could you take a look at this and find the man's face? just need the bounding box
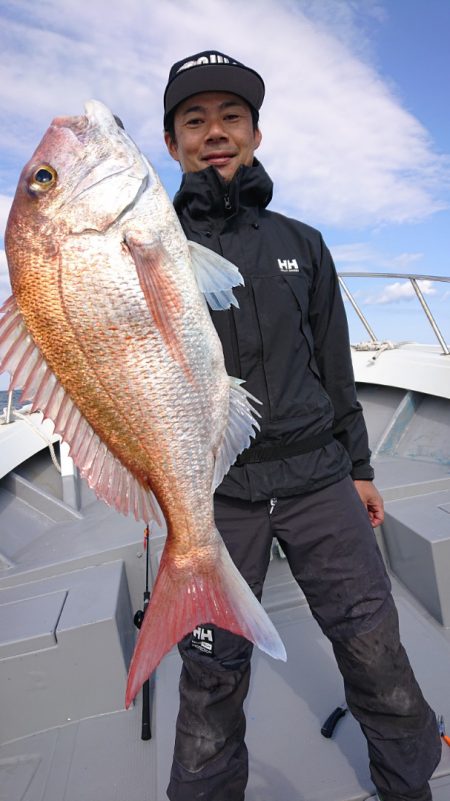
[165,91,262,182]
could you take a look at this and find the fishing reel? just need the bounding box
[134,588,150,630]
[133,608,145,630]
[134,525,151,632]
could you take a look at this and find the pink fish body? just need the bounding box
[0,101,286,706]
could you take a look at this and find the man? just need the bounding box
[162,51,441,801]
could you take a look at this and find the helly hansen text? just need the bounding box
[278,259,299,272]
[191,626,215,654]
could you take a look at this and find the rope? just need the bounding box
[9,408,62,473]
[351,340,410,362]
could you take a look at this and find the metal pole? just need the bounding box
[410,278,450,355]
[6,390,14,424]
[338,272,450,354]
[338,277,378,342]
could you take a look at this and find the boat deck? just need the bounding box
[1,557,450,801]
[1,354,450,800]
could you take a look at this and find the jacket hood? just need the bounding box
[173,159,273,223]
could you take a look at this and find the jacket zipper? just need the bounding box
[250,284,272,419]
[224,192,232,211]
[229,308,242,377]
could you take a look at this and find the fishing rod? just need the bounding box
[133,523,152,740]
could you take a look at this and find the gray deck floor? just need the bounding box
[1,380,450,800]
[2,563,450,801]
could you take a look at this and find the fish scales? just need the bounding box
[1,100,286,705]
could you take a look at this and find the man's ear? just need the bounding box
[164,131,179,162]
[254,127,262,151]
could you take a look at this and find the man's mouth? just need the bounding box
[202,152,237,166]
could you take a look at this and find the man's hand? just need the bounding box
[354,480,384,527]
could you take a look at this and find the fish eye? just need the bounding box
[29,165,57,192]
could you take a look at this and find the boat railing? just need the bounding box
[1,273,449,425]
[338,272,450,356]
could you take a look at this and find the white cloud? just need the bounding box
[364,279,437,305]
[0,0,448,229]
[0,195,12,235]
[296,0,387,55]
[0,197,12,308]
[0,249,11,308]
[331,243,379,266]
[331,241,424,272]
[389,252,424,270]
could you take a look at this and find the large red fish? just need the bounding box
[0,100,286,706]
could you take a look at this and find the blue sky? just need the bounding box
[1,0,449,390]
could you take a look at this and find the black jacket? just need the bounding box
[174,161,374,501]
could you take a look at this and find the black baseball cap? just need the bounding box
[163,50,265,127]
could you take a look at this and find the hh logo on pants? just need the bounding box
[191,626,215,656]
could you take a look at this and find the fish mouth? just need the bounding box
[52,101,126,141]
[54,100,150,216]
[84,99,120,130]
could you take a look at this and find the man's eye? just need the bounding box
[186,118,203,127]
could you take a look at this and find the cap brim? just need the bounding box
[164,63,265,123]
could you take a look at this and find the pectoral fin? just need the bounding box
[126,235,192,380]
[188,240,244,310]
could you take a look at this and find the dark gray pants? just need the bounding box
[167,477,441,801]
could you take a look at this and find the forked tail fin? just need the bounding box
[125,531,286,707]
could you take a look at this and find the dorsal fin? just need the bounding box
[0,297,163,524]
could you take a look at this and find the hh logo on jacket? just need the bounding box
[278,258,299,272]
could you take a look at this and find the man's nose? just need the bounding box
[205,118,228,140]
